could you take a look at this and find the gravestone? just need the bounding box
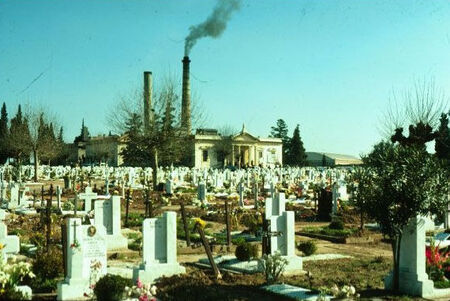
[265,194,302,272]
[94,195,128,250]
[165,179,173,195]
[0,209,20,258]
[8,183,20,209]
[57,218,107,300]
[79,186,98,212]
[238,180,244,207]
[317,189,332,221]
[198,182,206,204]
[384,216,434,297]
[331,183,339,215]
[133,212,185,283]
[265,192,286,220]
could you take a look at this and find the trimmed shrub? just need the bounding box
[94,274,132,301]
[329,219,345,230]
[235,242,258,261]
[297,240,317,256]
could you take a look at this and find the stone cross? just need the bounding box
[0,209,20,257]
[79,186,98,212]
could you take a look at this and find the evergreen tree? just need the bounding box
[9,105,32,164]
[121,113,148,167]
[435,112,450,162]
[0,102,9,163]
[270,119,290,164]
[286,124,307,166]
[159,90,179,166]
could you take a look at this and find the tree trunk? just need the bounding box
[360,210,364,230]
[152,147,158,191]
[391,232,402,291]
[33,150,38,183]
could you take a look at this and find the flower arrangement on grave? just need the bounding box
[124,278,157,301]
[89,260,103,286]
[227,194,239,203]
[330,284,359,298]
[192,217,206,229]
[0,249,35,300]
[70,239,81,251]
[426,240,450,281]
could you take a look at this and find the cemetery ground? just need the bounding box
[3,178,437,301]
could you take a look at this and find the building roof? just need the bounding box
[306,152,363,165]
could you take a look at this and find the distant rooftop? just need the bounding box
[196,128,219,136]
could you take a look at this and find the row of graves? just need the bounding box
[0,164,449,299]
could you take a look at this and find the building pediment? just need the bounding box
[232,132,259,143]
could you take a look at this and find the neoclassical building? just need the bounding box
[193,126,283,169]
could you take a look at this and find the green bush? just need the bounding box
[27,247,63,293]
[93,274,132,301]
[128,237,142,251]
[235,242,258,261]
[297,241,317,256]
[328,219,345,230]
[125,213,145,228]
[240,213,263,235]
[33,247,64,279]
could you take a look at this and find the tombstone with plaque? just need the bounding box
[57,218,107,300]
[94,195,128,250]
[133,212,185,284]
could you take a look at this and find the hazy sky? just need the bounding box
[1,0,450,156]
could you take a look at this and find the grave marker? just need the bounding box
[133,212,185,283]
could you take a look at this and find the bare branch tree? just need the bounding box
[380,79,449,141]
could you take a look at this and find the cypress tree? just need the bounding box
[9,105,32,164]
[121,113,146,167]
[0,102,9,163]
[270,119,290,164]
[287,124,307,166]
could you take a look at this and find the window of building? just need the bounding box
[202,150,208,162]
[259,151,263,158]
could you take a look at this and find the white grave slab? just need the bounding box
[133,212,185,284]
[57,218,107,300]
[94,196,128,251]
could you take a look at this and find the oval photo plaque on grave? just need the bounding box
[87,225,97,237]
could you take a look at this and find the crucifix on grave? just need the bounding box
[261,219,282,255]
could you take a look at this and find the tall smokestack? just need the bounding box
[181,56,191,134]
[143,71,153,131]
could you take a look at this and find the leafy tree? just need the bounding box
[286,124,306,166]
[346,167,374,230]
[435,112,450,162]
[361,141,448,291]
[270,119,290,163]
[0,102,9,163]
